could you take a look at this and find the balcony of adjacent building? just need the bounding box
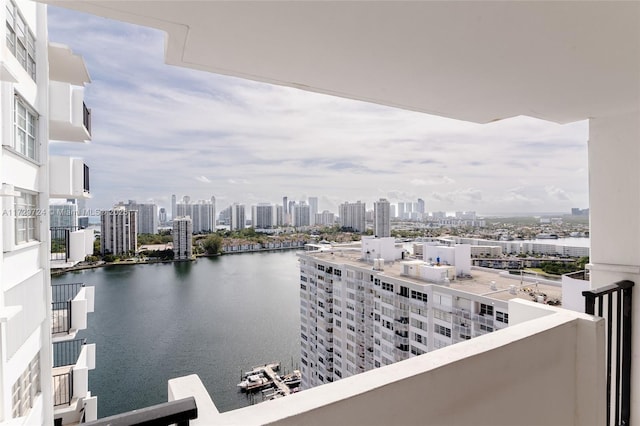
[52,282,95,342]
[48,43,91,143]
[51,226,94,269]
[50,156,91,200]
[53,338,98,425]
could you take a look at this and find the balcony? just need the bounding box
[48,43,91,142]
[51,227,94,266]
[155,299,604,425]
[53,338,98,425]
[50,156,91,199]
[51,282,95,341]
[49,81,92,142]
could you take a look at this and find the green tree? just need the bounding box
[202,234,223,255]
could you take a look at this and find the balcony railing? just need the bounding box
[84,397,197,426]
[583,280,634,426]
[53,338,86,368]
[83,163,90,193]
[53,371,73,406]
[51,226,79,261]
[51,282,85,335]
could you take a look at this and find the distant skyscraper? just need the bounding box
[172,217,193,260]
[159,208,167,224]
[50,202,78,229]
[231,203,246,230]
[253,203,275,228]
[283,196,288,215]
[115,200,158,234]
[339,201,366,232]
[174,196,216,233]
[171,194,177,219]
[417,198,425,215]
[315,210,335,227]
[390,204,396,219]
[308,197,318,226]
[101,208,137,255]
[374,198,391,238]
[293,202,311,227]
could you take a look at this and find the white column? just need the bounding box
[588,109,640,422]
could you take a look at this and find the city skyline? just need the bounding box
[48,7,589,216]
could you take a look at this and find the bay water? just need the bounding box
[52,250,301,418]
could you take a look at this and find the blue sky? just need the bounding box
[47,6,589,216]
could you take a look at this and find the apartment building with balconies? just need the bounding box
[298,239,522,388]
[1,0,97,424]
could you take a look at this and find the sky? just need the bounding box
[47,6,589,217]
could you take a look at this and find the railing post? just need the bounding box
[621,283,633,425]
[583,289,596,315]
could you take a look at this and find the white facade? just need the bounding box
[230,203,245,231]
[0,1,96,424]
[308,197,318,226]
[423,243,472,277]
[299,245,509,389]
[172,217,193,260]
[338,201,365,233]
[175,196,215,233]
[115,200,158,235]
[373,198,390,238]
[100,208,137,255]
[293,202,310,228]
[315,210,335,227]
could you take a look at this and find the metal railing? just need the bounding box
[51,227,80,261]
[53,338,86,368]
[51,283,85,334]
[84,397,197,426]
[583,280,634,426]
[53,371,73,406]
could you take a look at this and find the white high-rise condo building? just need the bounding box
[308,196,318,226]
[1,2,97,423]
[293,201,310,228]
[172,217,193,260]
[115,200,158,235]
[338,201,366,233]
[6,2,639,425]
[373,198,391,238]
[298,238,526,389]
[101,208,138,256]
[230,203,246,230]
[175,196,216,233]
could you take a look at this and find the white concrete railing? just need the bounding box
[169,299,605,426]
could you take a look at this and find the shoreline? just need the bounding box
[51,245,305,276]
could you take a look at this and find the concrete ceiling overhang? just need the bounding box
[44,1,640,124]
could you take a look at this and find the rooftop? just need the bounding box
[302,248,562,303]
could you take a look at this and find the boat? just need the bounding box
[282,370,302,387]
[237,373,269,391]
[536,233,558,239]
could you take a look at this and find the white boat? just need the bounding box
[237,374,269,391]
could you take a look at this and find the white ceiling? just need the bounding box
[45,1,640,124]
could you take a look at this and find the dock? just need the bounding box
[237,362,301,402]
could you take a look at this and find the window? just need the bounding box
[434,324,451,338]
[496,311,509,324]
[13,96,38,161]
[479,324,494,332]
[317,264,325,271]
[480,303,494,316]
[381,282,393,292]
[5,1,35,80]
[14,190,39,244]
[411,290,428,302]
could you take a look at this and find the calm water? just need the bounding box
[52,251,301,418]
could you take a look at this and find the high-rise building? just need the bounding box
[50,202,78,228]
[171,194,177,220]
[231,203,246,230]
[308,196,318,225]
[252,203,275,229]
[374,198,391,238]
[174,196,216,233]
[115,200,158,234]
[159,207,167,224]
[338,201,366,232]
[101,208,138,255]
[172,217,193,260]
[293,201,311,227]
[283,196,288,215]
[298,238,510,389]
[315,210,335,227]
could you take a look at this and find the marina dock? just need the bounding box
[237,362,301,402]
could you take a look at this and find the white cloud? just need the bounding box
[47,7,590,216]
